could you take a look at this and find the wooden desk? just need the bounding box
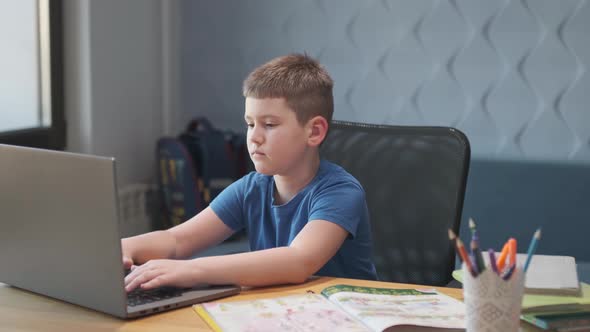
[0,278,540,331]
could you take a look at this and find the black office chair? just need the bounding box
[320,121,470,286]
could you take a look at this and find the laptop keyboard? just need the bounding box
[127,287,185,307]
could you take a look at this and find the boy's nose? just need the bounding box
[248,126,264,144]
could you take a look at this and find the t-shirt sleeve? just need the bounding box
[209,176,248,231]
[308,179,368,238]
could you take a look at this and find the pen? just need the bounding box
[448,229,476,277]
[488,248,499,275]
[506,238,517,274]
[501,264,516,281]
[523,228,542,272]
[469,219,486,273]
[496,241,510,271]
[469,252,479,275]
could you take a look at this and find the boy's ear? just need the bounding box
[307,116,329,147]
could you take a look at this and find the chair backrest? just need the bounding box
[320,121,470,286]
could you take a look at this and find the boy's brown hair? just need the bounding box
[243,53,334,125]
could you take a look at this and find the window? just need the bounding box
[0,0,65,150]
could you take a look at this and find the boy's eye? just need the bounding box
[265,123,276,128]
[246,123,254,128]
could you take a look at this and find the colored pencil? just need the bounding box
[523,228,542,272]
[448,229,476,277]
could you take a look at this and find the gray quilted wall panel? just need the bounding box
[180,0,590,161]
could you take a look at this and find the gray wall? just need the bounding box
[64,0,171,187]
[181,0,590,162]
[63,0,590,187]
[60,0,590,241]
[63,0,181,235]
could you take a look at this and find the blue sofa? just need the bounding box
[459,158,590,264]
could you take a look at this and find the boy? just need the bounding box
[123,54,377,292]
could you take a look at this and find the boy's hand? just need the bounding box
[122,255,134,270]
[121,238,135,270]
[124,259,199,292]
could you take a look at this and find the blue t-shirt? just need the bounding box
[210,159,377,280]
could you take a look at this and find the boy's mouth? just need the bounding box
[252,150,266,157]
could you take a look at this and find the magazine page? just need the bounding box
[321,285,466,331]
[197,293,371,332]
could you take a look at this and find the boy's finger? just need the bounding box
[125,273,143,292]
[125,269,158,292]
[122,256,133,269]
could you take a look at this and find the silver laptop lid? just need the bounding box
[0,144,128,318]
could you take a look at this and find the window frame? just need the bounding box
[0,0,65,150]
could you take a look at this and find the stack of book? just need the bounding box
[454,254,590,331]
[521,282,590,331]
[517,254,590,331]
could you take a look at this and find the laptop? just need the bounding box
[0,144,240,318]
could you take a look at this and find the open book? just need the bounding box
[194,284,466,332]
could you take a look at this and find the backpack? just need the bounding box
[156,117,251,228]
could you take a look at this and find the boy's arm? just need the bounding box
[125,219,348,290]
[168,207,236,258]
[194,219,349,286]
[122,207,235,267]
[122,230,177,267]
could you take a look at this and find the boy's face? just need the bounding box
[244,97,310,176]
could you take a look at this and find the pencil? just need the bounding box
[523,228,542,272]
[448,229,476,277]
[468,217,476,236]
[469,219,486,273]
